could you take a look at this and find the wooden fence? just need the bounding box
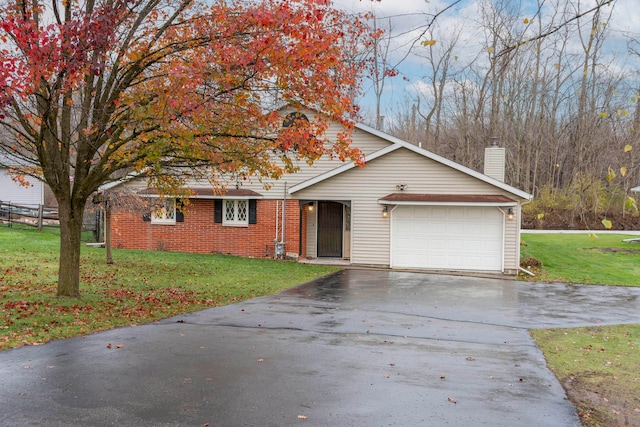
[0,202,59,231]
[0,202,102,241]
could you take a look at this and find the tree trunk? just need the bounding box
[57,201,86,297]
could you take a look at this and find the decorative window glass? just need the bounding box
[282,112,309,127]
[223,199,248,226]
[151,199,176,224]
[345,205,351,231]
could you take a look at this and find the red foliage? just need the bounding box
[0,0,377,296]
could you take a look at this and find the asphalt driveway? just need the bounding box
[3,269,640,426]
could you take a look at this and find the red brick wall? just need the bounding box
[110,199,301,258]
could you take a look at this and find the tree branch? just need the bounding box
[496,0,615,58]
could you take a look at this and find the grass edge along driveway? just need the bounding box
[0,226,338,350]
[522,232,640,427]
[3,227,640,426]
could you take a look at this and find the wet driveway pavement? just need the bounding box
[3,269,640,426]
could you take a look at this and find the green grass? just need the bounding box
[520,233,640,286]
[521,232,640,426]
[4,227,640,425]
[0,226,338,350]
[531,325,640,425]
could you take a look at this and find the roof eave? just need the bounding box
[378,200,518,207]
[291,122,532,201]
[288,144,401,194]
[355,123,532,201]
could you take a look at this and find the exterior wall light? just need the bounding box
[382,205,389,218]
[308,202,314,212]
[507,208,515,220]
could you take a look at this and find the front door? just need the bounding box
[317,202,343,257]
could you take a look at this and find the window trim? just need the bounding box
[151,198,177,225]
[222,199,249,227]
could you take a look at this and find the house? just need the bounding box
[107,116,532,275]
[0,155,44,207]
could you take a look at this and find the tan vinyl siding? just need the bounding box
[503,205,526,273]
[107,176,149,193]
[504,209,519,272]
[484,147,505,182]
[110,119,391,198]
[306,209,318,258]
[293,148,520,267]
[216,122,391,198]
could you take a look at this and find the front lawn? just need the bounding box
[520,232,640,286]
[0,226,337,350]
[4,227,640,425]
[521,232,640,426]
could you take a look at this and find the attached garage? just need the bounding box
[291,139,531,275]
[391,205,503,271]
[383,194,517,272]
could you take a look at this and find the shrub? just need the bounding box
[520,256,542,269]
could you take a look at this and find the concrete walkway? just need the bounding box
[2,270,640,426]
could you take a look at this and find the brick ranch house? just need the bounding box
[105,114,532,275]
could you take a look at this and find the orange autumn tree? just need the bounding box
[0,0,374,297]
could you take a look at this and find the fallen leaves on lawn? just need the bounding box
[2,283,211,350]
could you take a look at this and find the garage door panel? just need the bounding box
[447,209,467,220]
[392,206,503,271]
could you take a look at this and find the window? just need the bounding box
[282,112,309,127]
[223,199,248,226]
[151,199,176,224]
[214,199,257,225]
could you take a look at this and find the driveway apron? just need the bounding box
[2,269,640,427]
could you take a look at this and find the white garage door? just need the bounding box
[391,206,503,271]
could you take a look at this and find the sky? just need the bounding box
[332,0,640,120]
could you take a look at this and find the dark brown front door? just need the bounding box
[317,202,343,257]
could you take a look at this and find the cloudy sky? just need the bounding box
[332,0,640,119]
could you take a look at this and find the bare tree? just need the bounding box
[413,24,461,153]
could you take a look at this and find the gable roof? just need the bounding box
[288,123,532,201]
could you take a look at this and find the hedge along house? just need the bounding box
[106,116,532,275]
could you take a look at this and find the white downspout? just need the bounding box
[274,200,279,259]
[496,207,507,273]
[282,182,287,245]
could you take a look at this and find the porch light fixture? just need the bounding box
[308,202,314,212]
[507,208,515,220]
[382,205,389,218]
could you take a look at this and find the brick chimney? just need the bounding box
[484,137,505,182]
